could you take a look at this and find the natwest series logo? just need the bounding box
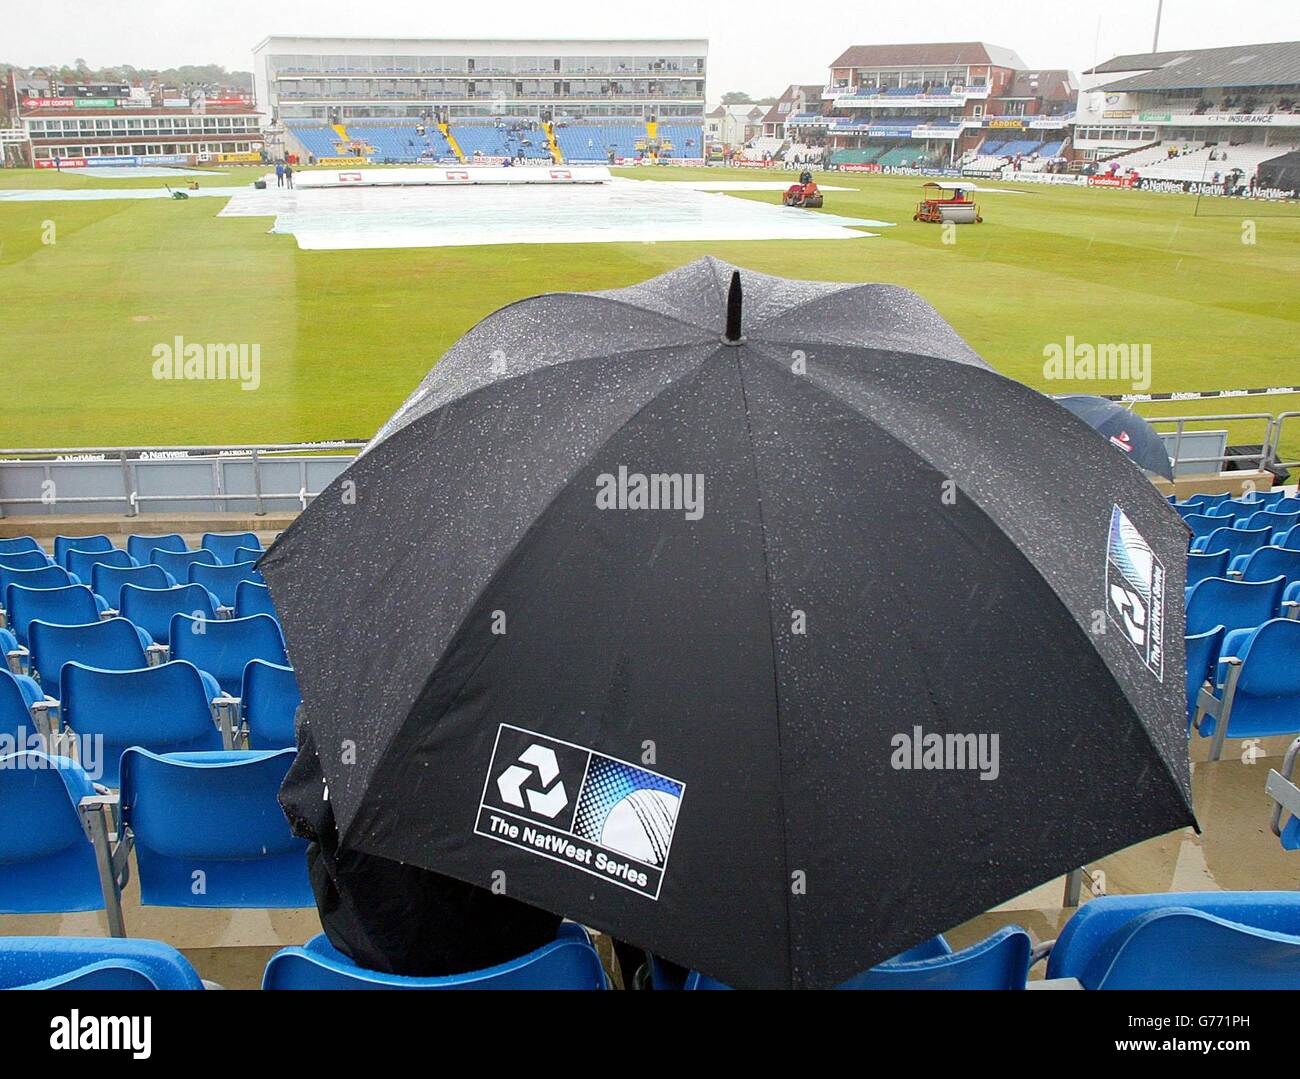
[1105,505,1165,681]
[476,725,685,899]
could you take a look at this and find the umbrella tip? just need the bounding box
[722,270,744,345]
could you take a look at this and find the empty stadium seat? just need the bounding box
[1186,550,1230,591]
[1191,525,1271,560]
[1182,513,1232,544]
[1185,575,1286,636]
[1244,510,1300,543]
[92,562,175,611]
[0,750,124,928]
[234,545,263,564]
[1194,618,1300,759]
[189,560,264,610]
[234,580,277,620]
[0,536,43,556]
[1045,892,1300,988]
[242,660,300,750]
[681,927,1032,989]
[0,549,54,571]
[1185,625,1226,725]
[151,547,219,578]
[119,748,312,908]
[262,923,608,989]
[0,936,205,990]
[0,667,53,740]
[53,534,113,568]
[126,533,188,565]
[28,617,152,700]
[201,532,262,565]
[65,546,134,583]
[60,661,223,786]
[1227,544,1300,584]
[0,565,77,625]
[120,583,219,648]
[3,584,107,649]
[169,613,287,696]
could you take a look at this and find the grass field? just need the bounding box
[1,164,1297,462]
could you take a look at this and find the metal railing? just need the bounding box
[0,441,364,519]
[1135,411,1278,473]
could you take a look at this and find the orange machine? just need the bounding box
[782,170,824,208]
[913,181,982,223]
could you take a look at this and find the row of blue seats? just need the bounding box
[7,889,1300,989]
[0,530,265,567]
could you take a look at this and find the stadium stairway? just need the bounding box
[543,122,563,163]
[439,122,465,163]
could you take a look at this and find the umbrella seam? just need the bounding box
[730,344,799,990]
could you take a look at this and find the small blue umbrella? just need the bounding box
[1054,395,1174,480]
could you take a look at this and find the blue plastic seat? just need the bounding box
[0,536,43,556]
[1182,513,1230,544]
[65,546,135,583]
[0,936,205,989]
[242,660,300,749]
[3,584,107,648]
[28,618,152,701]
[120,583,219,647]
[1194,619,1300,758]
[170,613,287,696]
[201,532,262,565]
[91,562,175,611]
[61,662,223,786]
[126,533,187,565]
[53,534,114,568]
[263,923,608,989]
[234,580,278,620]
[1177,493,1228,511]
[151,547,219,577]
[119,748,312,908]
[0,667,53,740]
[1274,496,1300,515]
[0,562,76,603]
[1184,625,1225,725]
[1285,581,1300,619]
[189,560,264,609]
[0,751,111,915]
[0,549,53,571]
[1227,544,1300,584]
[1281,524,1300,551]
[1191,525,1271,560]
[1046,892,1300,988]
[1186,550,1229,591]
[1243,510,1300,544]
[1185,575,1286,636]
[234,545,264,565]
[682,927,1032,989]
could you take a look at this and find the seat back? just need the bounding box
[234,580,277,620]
[201,532,262,565]
[189,560,263,607]
[1224,619,1300,738]
[60,661,222,786]
[151,548,219,577]
[3,584,102,646]
[0,937,204,990]
[0,536,42,556]
[234,546,263,565]
[65,547,133,583]
[1245,510,1300,540]
[28,618,148,697]
[170,613,287,696]
[1198,525,1271,561]
[262,924,607,989]
[0,669,42,741]
[54,534,113,567]
[1186,550,1229,590]
[120,583,217,646]
[0,549,52,571]
[0,751,104,914]
[1185,575,1286,635]
[1185,625,1225,723]
[92,563,173,611]
[126,533,187,564]
[0,563,74,601]
[1047,891,1300,988]
[120,748,311,908]
[242,660,300,749]
[1182,513,1227,540]
[1239,545,1300,585]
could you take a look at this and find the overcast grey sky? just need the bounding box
[6,0,1298,95]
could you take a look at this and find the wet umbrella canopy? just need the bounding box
[1053,395,1175,480]
[262,257,1194,989]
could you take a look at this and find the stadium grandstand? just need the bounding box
[256,37,706,165]
[811,43,1074,169]
[2,69,262,167]
[1073,40,1300,186]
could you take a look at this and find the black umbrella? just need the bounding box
[1054,394,1174,480]
[262,258,1193,989]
